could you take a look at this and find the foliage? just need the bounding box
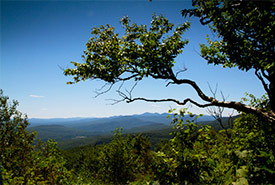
[97,128,134,184]
[59,95,274,184]
[182,0,275,112]
[1,89,36,184]
[0,90,74,184]
[182,0,274,72]
[64,14,190,84]
[153,104,275,184]
[153,109,232,184]
[63,128,156,184]
[1,89,274,184]
[3,1,275,184]
[64,1,275,122]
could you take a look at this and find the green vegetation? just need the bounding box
[1,90,274,184]
[57,118,234,150]
[183,0,275,114]
[27,124,95,142]
[0,90,74,184]
[27,116,234,150]
[64,0,275,122]
[2,0,275,184]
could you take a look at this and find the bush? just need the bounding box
[0,90,74,184]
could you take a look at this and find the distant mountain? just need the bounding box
[27,112,216,144]
[28,112,214,127]
[27,125,95,141]
[132,112,214,124]
[57,116,239,150]
[28,117,98,127]
[127,123,170,133]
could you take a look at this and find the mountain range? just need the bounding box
[28,112,214,127]
[27,112,216,144]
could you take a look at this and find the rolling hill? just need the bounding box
[27,112,219,148]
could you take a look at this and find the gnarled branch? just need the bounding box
[118,74,275,122]
[171,77,275,122]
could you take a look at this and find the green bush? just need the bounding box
[0,90,74,184]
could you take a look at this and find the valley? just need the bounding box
[27,113,236,149]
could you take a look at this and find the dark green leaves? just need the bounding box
[183,0,275,75]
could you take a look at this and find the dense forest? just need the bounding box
[1,0,275,184]
[1,90,275,184]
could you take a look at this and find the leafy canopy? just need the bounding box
[64,14,190,84]
[182,0,275,114]
[182,0,275,73]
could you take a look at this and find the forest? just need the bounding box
[1,0,275,184]
[1,90,274,184]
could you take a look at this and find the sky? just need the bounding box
[1,0,265,118]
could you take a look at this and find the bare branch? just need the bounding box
[94,65,275,123]
[175,67,187,78]
[94,83,114,98]
[166,81,174,87]
[118,81,125,92]
[207,82,218,97]
[107,82,138,105]
[167,76,275,122]
[106,89,128,105]
[126,96,213,108]
[125,82,138,99]
[206,85,229,137]
[106,97,125,105]
[227,109,235,129]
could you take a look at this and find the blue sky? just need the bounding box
[1,1,264,118]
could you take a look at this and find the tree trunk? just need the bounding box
[269,75,275,113]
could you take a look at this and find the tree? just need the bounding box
[97,128,134,184]
[0,90,73,184]
[64,2,275,122]
[0,89,36,183]
[182,0,275,119]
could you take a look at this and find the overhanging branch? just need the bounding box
[119,73,275,122]
[171,77,275,122]
[124,95,275,123]
[125,97,213,108]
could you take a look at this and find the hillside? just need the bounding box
[27,113,239,149]
[27,125,96,142]
[27,113,215,143]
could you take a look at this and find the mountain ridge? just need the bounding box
[28,112,214,127]
[27,112,216,143]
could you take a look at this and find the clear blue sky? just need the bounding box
[1,0,264,118]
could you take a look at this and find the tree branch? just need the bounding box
[94,83,114,98]
[255,70,271,96]
[206,85,229,137]
[122,72,275,122]
[117,74,139,81]
[261,69,270,81]
[125,95,275,123]
[125,96,213,108]
[171,77,275,122]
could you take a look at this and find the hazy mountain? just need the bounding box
[28,112,214,127]
[28,112,216,143]
[28,117,98,127]
[126,123,170,133]
[27,125,95,141]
